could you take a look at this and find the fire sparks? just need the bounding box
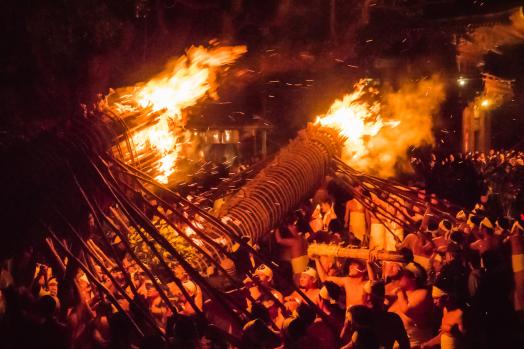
[107,44,247,183]
[316,76,445,177]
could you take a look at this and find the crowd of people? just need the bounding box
[1,151,524,349]
[412,150,524,215]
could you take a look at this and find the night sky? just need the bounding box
[1,1,522,138]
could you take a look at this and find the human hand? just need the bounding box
[368,248,379,263]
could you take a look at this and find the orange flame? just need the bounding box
[316,77,444,176]
[315,80,399,170]
[110,44,247,183]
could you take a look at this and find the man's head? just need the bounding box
[432,285,448,309]
[353,184,363,194]
[282,316,306,342]
[299,267,318,289]
[369,280,385,309]
[254,264,273,285]
[47,277,58,297]
[438,219,452,237]
[295,303,316,326]
[425,220,439,238]
[399,263,426,290]
[479,217,494,237]
[144,280,158,300]
[348,305,373,330]
[455,210,467,223]
[496,217,511,233]
[445,242,461,263]
[38,295,57,319]
[348,260,366,277]
[318,281,340,310]
[384,262,403,280]
[249,302,271,323]
[320,199,333,214]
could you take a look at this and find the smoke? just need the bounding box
[345,75,446,177]
[458,7,524,66]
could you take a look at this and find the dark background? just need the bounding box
[1,0,523,148]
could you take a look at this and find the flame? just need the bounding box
[316,77,444,176]
[109,44,247,183]
[315,80,399,170]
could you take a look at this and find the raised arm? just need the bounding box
[314,257,346,287]
[419,204,432,232]
[274,228,294,247]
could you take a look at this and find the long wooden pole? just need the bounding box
[308,243,407,263]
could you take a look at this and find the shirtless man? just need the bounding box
[311,199,338,233]
[275,218,309,275]
[369,193,388,250]
[469,217,501,255]
[244,264,285,328]
[398,207,435,271]
[315,258,367,309]
[420,286,464,349]
[370,281,410,349]
[433,219,453,251]
[167,265,203,314]
[344,185,369,244]
[389,262,434,348]
[284,267,320,312]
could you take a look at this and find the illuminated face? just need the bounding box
[320,202,331,214]
[287,223,299,235]
[299,274,314,289]
[257,273,271,284]
[433,295,444,308]
[145,282,158,299]
[348,262,364,277]
[254,265,272,285]
[48,281,58,297]
[385,263,402,279]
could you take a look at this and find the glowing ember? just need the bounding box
[109,44,247,183]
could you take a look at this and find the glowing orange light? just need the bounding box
[315,80,399,169]
[109,44,247,183]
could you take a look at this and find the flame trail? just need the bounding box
[105,44,247,183]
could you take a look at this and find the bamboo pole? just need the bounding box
[48,231,145,338]
[96,159,230,324]
[45,238,66,272]
[73,175,179,317]
[60,217,164,336]
[73,178,166,338]
[308,243,407,263]
[108,155,342,335]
